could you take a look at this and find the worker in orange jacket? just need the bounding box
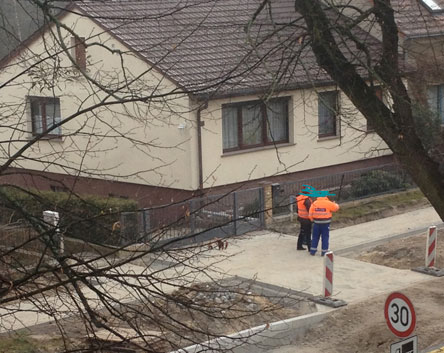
[296,194,312,251]
[309,196,340,256]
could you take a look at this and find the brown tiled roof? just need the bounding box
[72,0,381,98]
[393,0,444,37]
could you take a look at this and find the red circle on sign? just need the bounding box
[384,292,416,337]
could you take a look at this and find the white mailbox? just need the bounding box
[43,210,63,255]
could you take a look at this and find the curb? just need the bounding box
[335,222,444,256]
[169,311,330,353]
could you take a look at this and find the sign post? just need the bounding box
[385,292,417,353]
[390,336,417,353]
[384,292,416,337]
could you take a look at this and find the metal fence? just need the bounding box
[0,224,44,253]
[272,163,414,215]
[0,164,416,249]
[120,187,264,247]
[114,163,415,246]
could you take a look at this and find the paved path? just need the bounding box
[198,206,443,304]
[333,206,443,254]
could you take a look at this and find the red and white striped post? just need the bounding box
[323,251,334,297]
[425,226,438,268]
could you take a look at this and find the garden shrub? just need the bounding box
[350,170,408,198]
[0,186,138,245]
[412,103,443,152]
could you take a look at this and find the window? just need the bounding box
[427,84,444,123]
[222,98,289,152]
[318,91,339,137]
[29,96,62,136]
[71,36,86,70]
[367,86,383,132]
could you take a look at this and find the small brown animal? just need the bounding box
[112,221,121,232]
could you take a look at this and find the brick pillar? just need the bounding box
[261,183,273,226]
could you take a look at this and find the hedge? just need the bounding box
[350,170,409,198]
[0,186,138,246]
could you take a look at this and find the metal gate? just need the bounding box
[119,187,265,247]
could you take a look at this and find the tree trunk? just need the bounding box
[294,0,444,221]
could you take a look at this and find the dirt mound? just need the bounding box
[280,228,444,353]
[291,277,444,353]
[355,229,444,270]
[16,280,316,353]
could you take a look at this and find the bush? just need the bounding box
[412,103,443,152]
[0,186,138,245]
[350,170,408,198]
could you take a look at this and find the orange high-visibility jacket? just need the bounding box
[296,195,311,219]
[309,197,340,223]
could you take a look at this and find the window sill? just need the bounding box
[317,135,341,142]
[29,135,63,142]
[222,142,294,157]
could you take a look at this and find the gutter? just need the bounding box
[403,32,444,40]
[196,101,208,194]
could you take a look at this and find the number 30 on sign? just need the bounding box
[384,292,416,338]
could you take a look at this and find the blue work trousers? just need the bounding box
[310,222,330,256]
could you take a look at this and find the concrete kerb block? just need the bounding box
[411,266,444,277]
[310,296,347,308]
[168,311,330,353]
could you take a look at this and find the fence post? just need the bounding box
[141,208,147,237]
[258,187,265,228]
[289,195,296,222]
[141,209,150,242]
[120,212,127,245]
[190,200,196,235]
[233,192,238,235]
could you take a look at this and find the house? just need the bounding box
[340,0,444,123]
[0,0,405,207]
[394,0,444,119]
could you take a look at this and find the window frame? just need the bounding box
[29,96,62,137]
[71,36,86,70]
[427,84,444,124]
[222,97,290,153]
[318,90,339,138]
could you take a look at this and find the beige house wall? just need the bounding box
[200,88,390,188]
[0,9,393,194]
[0,11,199,190]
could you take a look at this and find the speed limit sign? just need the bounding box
[384,292,416,337]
